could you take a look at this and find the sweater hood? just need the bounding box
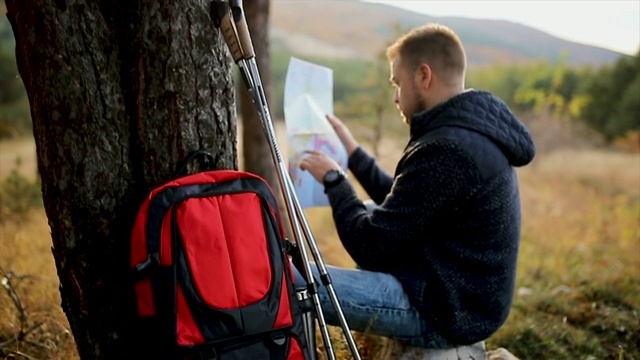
[409,90,536,167]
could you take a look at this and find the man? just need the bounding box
[297,23,536,351]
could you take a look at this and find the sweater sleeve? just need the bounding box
[348,147,393,204]
[326,141,478,271]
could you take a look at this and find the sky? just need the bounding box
[364,0,640,55]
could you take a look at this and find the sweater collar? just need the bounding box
[409,90,475,139]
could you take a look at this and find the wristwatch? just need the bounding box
[322,169,346,189]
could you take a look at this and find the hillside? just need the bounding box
[271,0,625,67]
[1,1,626,68]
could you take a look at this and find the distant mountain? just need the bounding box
[271,0,625,67]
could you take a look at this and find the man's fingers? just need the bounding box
[299,152,320,170]
[299,160,309,171]
[326,114,343,128]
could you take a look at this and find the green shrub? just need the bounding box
[0,157,42,220]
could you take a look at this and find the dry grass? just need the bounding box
[1,117,639,359]
[0,137,37,179]
[0,210,78,359]
[517,149,640,279]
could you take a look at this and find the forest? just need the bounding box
[2,18,639,144]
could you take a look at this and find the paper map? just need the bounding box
[284,57,348,208]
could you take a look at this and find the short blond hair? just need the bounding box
[386,24,466,84]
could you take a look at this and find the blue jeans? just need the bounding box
[292,263,453,349]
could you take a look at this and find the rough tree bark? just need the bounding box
[240,0,278,189]
[6,1,237,358]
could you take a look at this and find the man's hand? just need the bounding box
[300,150,343,183]
[327,114,359,156]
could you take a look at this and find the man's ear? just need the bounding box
[417,63,432,90]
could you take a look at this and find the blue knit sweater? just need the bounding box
[325,90,536,345]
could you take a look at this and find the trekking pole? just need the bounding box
[211,2,362,360]
[211,4,334,359]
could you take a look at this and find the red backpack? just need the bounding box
[130,164,313,359]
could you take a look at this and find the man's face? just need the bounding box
[390,56,426,125]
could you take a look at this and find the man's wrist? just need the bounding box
[322,169,346,189]
[346,143,359,157]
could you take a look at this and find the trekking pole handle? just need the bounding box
[212,1,243,62]
[212,0,255,62]
[229,0,255,59]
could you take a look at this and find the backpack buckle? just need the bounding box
[132,253,160,279]
[282,239,299,256]
[270,331,286,347]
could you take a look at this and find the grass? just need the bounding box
[0,210,78,359]
[493,148,640,359]
[1,118,639,359]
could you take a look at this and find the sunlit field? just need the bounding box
[1,117,639,359]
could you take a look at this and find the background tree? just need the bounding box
[0,31,21,104]
[0,17,29,138]
[580,51,640,141]
[5,1,237,358]
[366,25,403,157]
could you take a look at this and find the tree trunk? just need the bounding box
[5,1,237,358]
[240,0,278,189]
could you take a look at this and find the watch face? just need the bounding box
[324,170,339,183]
[323,169,344,186]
